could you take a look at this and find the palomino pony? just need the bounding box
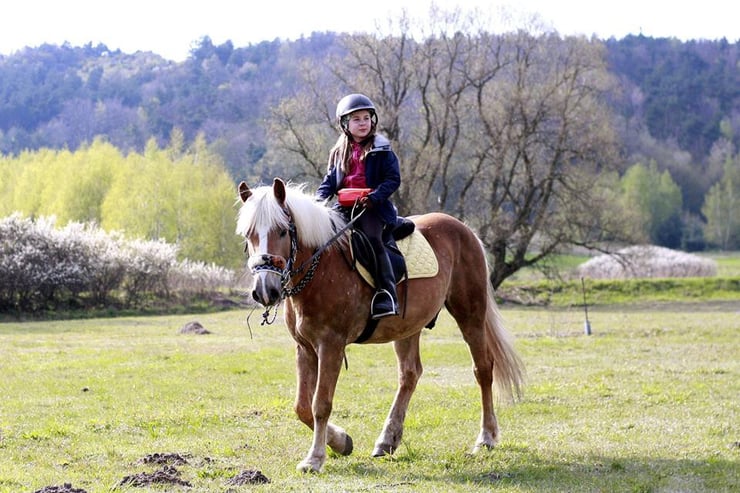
[236,178,523,473]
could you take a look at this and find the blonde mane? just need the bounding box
[236,182,346,249]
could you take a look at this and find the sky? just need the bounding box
[1,0,737,62]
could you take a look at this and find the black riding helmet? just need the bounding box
[336,93,378,134]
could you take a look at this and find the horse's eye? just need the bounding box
[279,229,288,238]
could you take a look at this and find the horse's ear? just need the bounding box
[273,177,287,205]
[238,181,252,203]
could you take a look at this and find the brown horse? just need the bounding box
[236,178,523,473]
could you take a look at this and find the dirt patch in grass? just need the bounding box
[227,469,271,485]
[115,453,195,488]
[118,465,192,488]
[137,452,191,466]
[33,485,87,493]
[178,321,212,334]
[31,451,269,491]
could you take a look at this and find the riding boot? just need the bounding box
[392,216,415,241]
[371,250,398,319]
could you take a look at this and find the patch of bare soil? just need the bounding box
[227,470,271,485]
[33,485,87,493]
[179,321,211,334]
[137,452,191,466]
[118,465,192,488]
[35,452,270,490]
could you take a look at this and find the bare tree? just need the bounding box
[258,59,339,184]
[457,32,624,287]
[259,11,629,288]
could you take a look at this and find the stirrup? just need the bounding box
[370,289,398,319]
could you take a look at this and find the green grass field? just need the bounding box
[703,251,740,277]
[1,303,738,492]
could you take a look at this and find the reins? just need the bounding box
[289,205,365,279]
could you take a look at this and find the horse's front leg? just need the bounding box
[373,332,423,457]
[295,340,351,473]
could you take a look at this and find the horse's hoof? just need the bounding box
[297,459,323,474]
[473,430,498,453]
[372,443,395,457]
[329,433,353,456]
[341,434,354,456]
[472,442,495,454]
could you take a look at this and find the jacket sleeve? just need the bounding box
[367,150,401,205]
[316,165,338,200]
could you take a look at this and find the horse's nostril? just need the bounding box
[268,287,281,302]
[252,290,260,303]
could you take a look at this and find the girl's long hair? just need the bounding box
[327,127,376,174]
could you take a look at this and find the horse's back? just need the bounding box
[409,212,490,291]
[411,212,486,261]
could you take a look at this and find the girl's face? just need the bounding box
[346,110,373,142]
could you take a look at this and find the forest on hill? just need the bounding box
[1,29,738,263]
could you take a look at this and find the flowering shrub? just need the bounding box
[0,215,93,310]
[575,245,717,279]
[119,237,178,304]
[168,260,239,294]
[79,226,128,304]
[0,215,239,312]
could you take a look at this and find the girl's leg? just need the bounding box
[357,212,398,318]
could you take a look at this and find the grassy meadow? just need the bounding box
[0,301,738,492]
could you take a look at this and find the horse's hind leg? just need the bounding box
[469,329,499,452]
[373,332,423,457]
[447,304,500,452]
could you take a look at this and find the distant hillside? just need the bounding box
[0,34,737,228]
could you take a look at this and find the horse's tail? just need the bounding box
[481,244,525,401]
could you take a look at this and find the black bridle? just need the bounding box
[248,204,365,323]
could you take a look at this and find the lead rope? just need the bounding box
[245,299,282,342]
[261,301,281,325]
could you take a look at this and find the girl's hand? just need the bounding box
[359,196,373,209]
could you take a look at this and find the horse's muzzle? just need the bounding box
[247,253,287,306]
[252,286,281,306]
[251,272,283,306]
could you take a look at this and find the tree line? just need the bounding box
[0,136,239,267]
[0,32,735,187]
[0,11,738,286]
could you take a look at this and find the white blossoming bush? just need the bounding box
[168,260,238,294]
[78,226,128,304]
[575,245,717,279]
[0,215,93,310]
[0,215,238,312]
[118,237,178,304]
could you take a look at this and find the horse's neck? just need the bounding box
[290,243,351,302]
[285,243,367,344]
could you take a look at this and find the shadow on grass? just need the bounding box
[328,442,739,492]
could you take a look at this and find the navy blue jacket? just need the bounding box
[316,134,400,225]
